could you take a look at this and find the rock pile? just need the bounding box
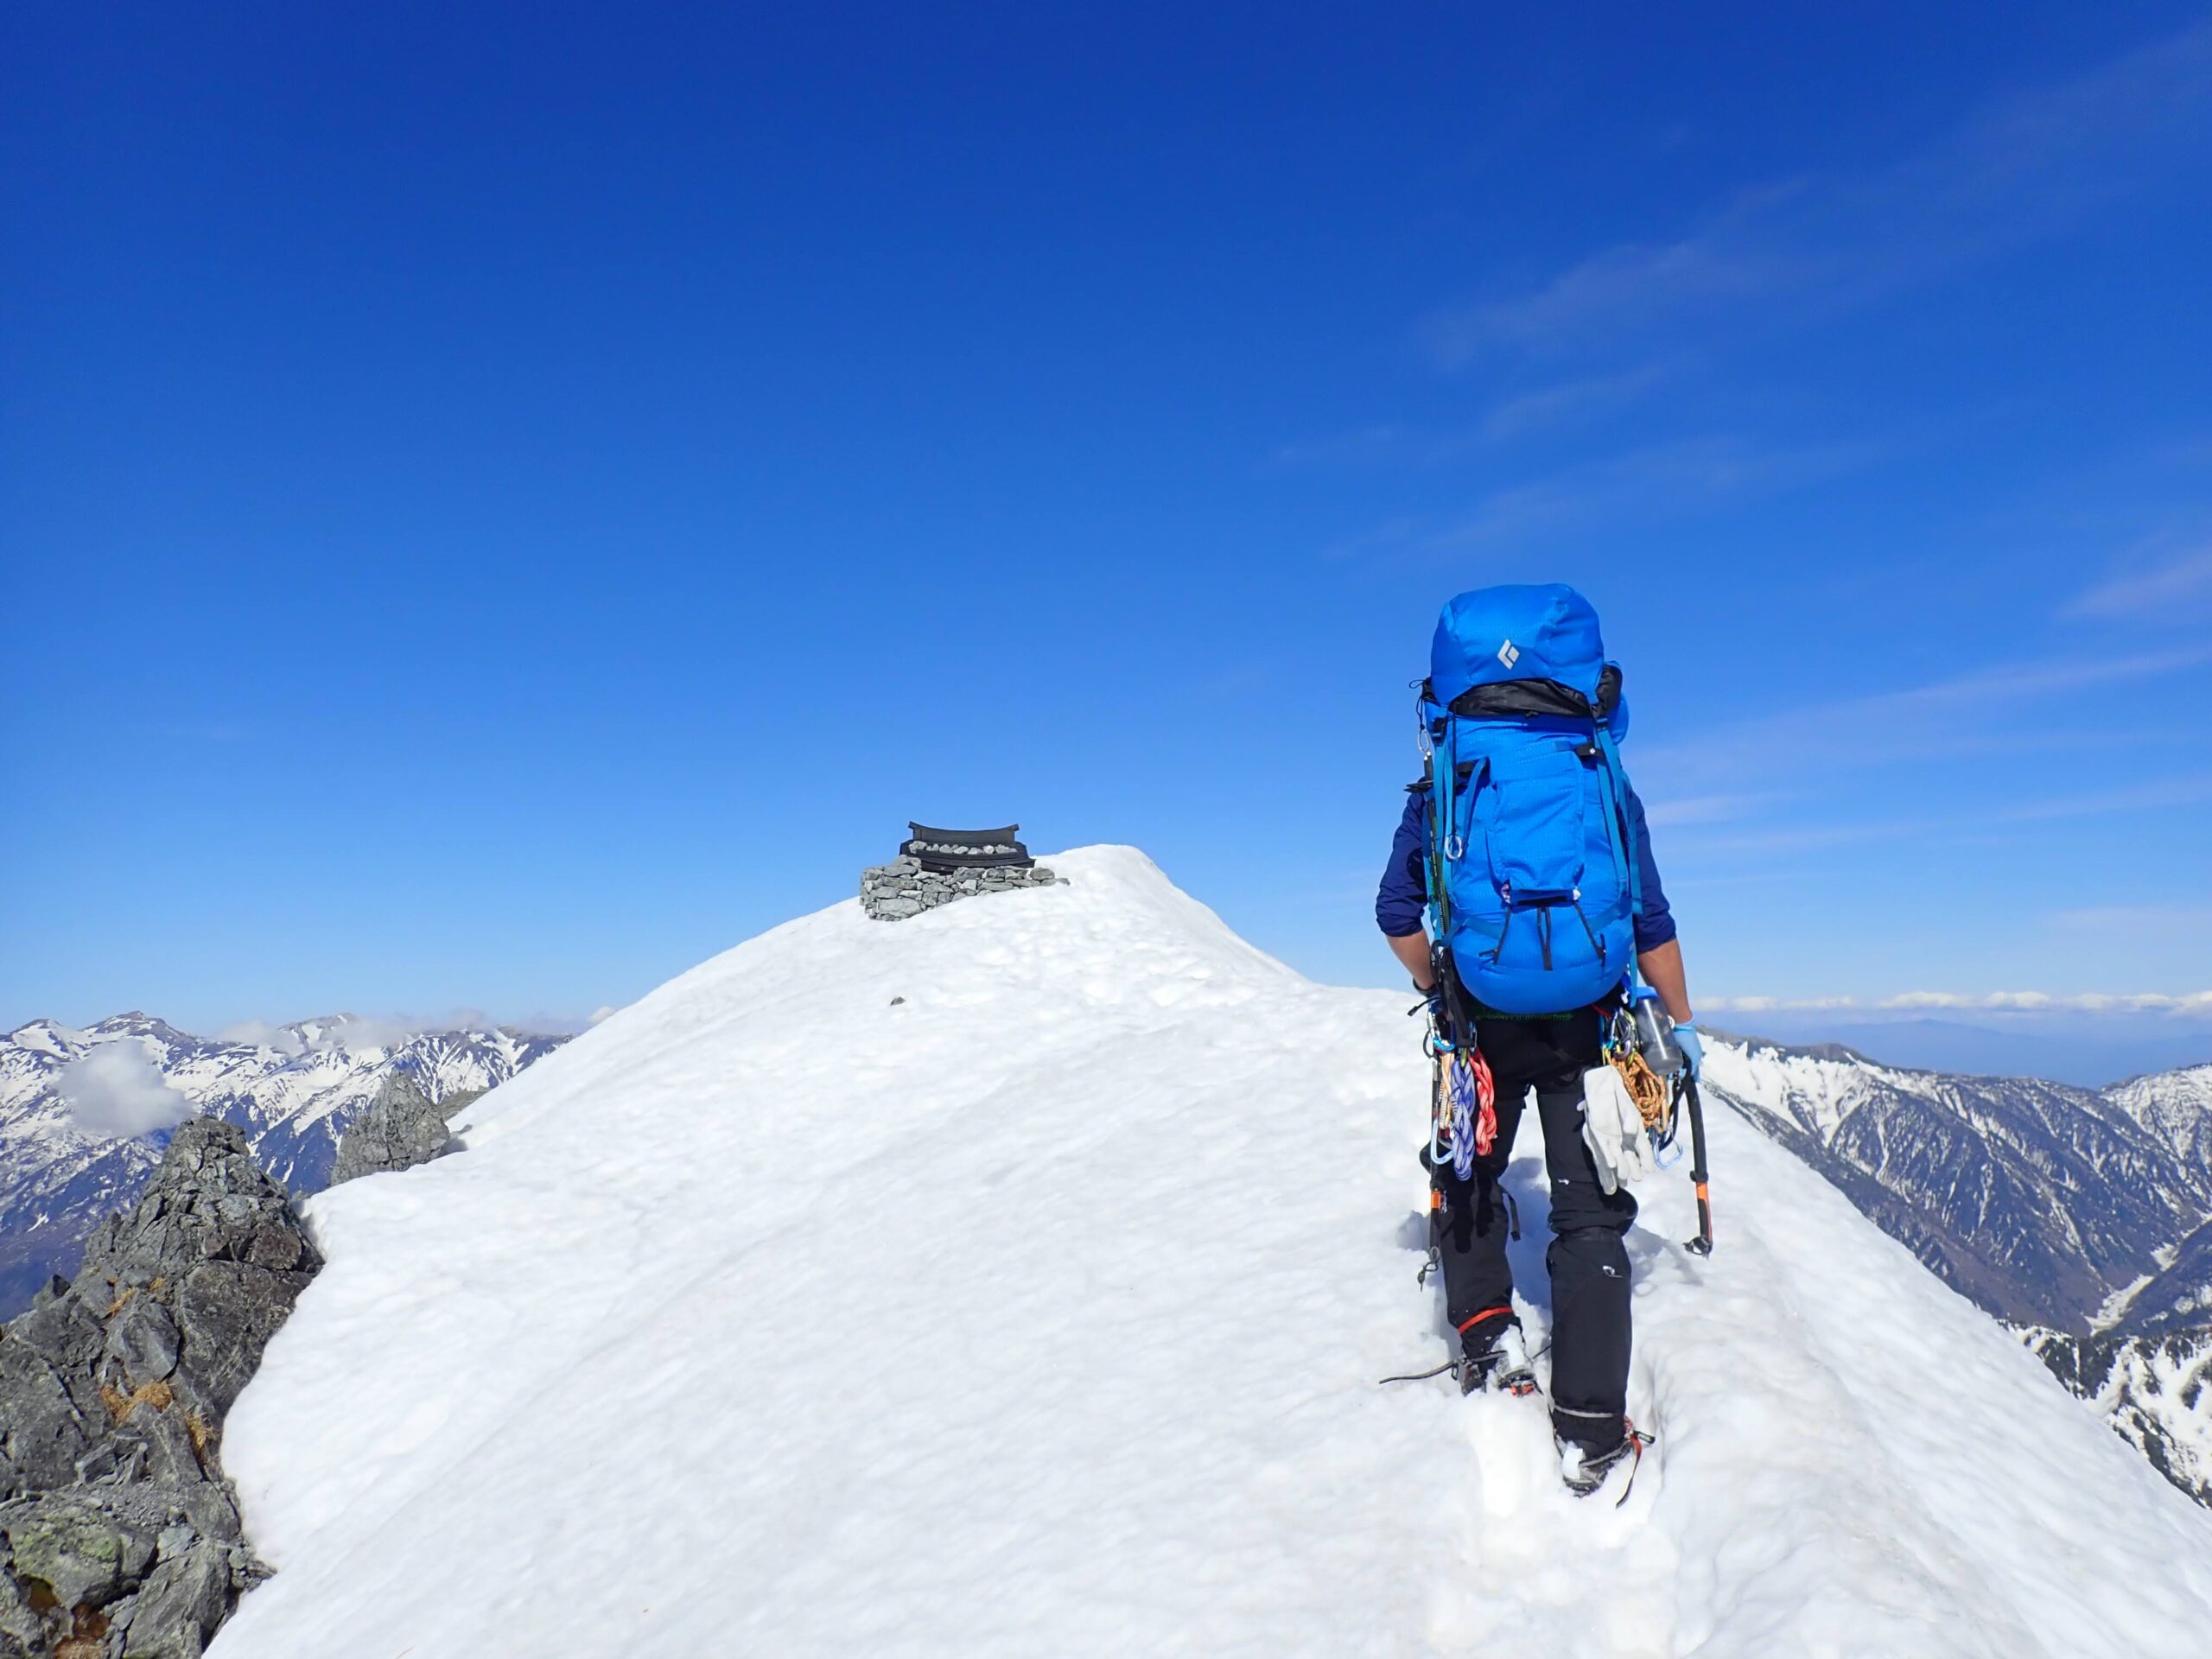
[0,1120,320,1658]
[328,1072,455,1187]
[860,855,1063,921]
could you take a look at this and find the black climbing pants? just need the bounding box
[1426,1010,1637,1452]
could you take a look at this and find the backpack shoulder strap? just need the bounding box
[1589,721,1642,923]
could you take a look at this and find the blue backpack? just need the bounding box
[1419,584,1643,1016]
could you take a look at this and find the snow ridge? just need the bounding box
[211,849,2212,1657]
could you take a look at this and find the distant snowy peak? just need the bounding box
[6,1018,86,1058]
[0,1014,568,1318]
[2108,1062,2212,1170]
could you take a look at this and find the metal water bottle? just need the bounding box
[1631,995,1685,1077]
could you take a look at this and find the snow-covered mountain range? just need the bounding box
[200,849,2212,1656]
[1700,1040,2212,1333]
[0,1014,565,1318]
[1700,1039,2212,1510]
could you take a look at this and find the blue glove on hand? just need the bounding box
[1673,1021,1704,1079]
[1416,979,1451,1034]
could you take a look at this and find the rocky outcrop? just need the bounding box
[435,1087,486,1122]
[860,856,1062,921]
[2026,1323,2212,1510]
[0,1120,320,1657]
[328,1073,454,1186]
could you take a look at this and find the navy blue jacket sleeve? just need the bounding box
[1377,781,1678,950]
[1374,788,1429,937]
[1625,785,1677,952]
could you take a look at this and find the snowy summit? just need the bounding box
[214,848,2212,1656]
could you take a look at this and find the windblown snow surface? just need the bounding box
[213,849,2212,1657]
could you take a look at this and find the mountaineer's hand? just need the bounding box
[1411,977,1450,1032]
[1673,1021,1705,1079]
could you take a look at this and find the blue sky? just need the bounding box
[4,2,2210,1057]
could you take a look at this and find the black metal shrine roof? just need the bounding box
[901,823,1034,871]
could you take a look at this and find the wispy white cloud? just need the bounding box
[1661,772,2212,861]
[1318,513,1440,563]
[295,1013,459,1051]
[1268,424,1412,469]
[1271,360,1682,473]
[1425,21,2212,363]
[1475,360,1683,441]
[218,1008,592,1052]
[1427,432,1883,551]
[1992,773,2212,823]
[1706,990,2212,1017]
[216,1019,307,1056]
[513,1010,608,1036]
[58,1043,194,1138]
[2065,543,2212,619]
[1641,792,1777,830]
[1641,643,2212,791]
[2050,904,2212,938]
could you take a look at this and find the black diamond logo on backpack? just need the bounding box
[1497,639,1521,668]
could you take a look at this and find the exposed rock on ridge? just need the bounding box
[0,1121,319,1657]
[328,1074,454,1186]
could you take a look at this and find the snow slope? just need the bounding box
[214,849,2212,1657]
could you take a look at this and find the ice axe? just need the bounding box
[1677,1072,1714,1256]
[1627,990,1715,1256]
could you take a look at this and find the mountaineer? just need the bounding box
[1377,582,1700,1495]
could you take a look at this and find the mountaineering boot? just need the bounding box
[1459,1319,1538,1397]
[1558,1421,1652,1498]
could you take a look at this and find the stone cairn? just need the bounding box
[861,823,1062,920]
[0,1120,321,1659]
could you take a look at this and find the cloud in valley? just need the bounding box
[216,1019,308,1056]
[1706,990,2212,1018]
[57,1042,195,1138]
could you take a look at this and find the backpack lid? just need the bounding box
[1429,583,1607,709]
